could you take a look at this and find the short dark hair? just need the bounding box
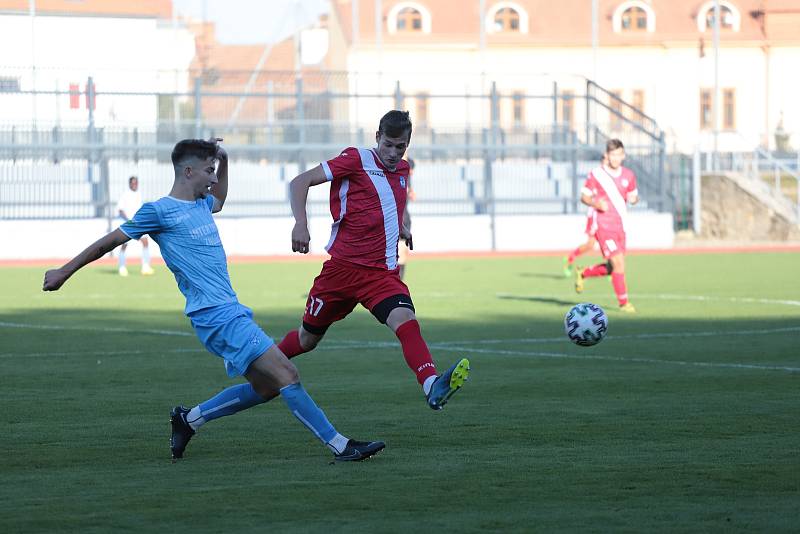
[171,139,217,167]
[128,175,137,184]
[606,138,625,152]
[378,110,413,142]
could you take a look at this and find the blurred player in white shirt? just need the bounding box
[116,176,154,276]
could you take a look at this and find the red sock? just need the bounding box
[582,263,609,278]
[567,247,581,263]
[611,272,628,306]
[395,320,437,385]
[277,330,306,359]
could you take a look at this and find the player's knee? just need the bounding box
[387,307,416,332]
[282,361,301,385]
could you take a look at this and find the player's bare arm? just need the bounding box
[209,138,228,213]
[289,165,328,253]
[43,229,131,291]
[581,192,608,212]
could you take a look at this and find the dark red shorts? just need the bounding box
[595,227,626,259]
[302,258,411,331]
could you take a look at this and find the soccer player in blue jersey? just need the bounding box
[43,138,384,462]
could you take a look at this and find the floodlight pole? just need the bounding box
[713,0,720,171]
[29,0,37,129]
[591,0,598,83]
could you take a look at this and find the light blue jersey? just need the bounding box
[120,195,237,315]
[120,195,273,377]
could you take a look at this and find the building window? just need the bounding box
[697,1,741,32]
[560,90,574,129]
[416,93,429,126]
[610,90,623,130]
[706,5,734,29]
[622,7,647,30]
[494,7,519,32]
[723,88,735,130]
[699,88,736,130]
[612,1,655,33]
[512,91,525,127]
[700,89,713,130]
[632,89,645,114]
[486,2,530,34]
[397,7,422,31]
[0,77,20,92]
[387,3,432,34]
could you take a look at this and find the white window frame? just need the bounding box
[486,2,529,34]
[612,1,656,33]
[387,2,432,34]
[696,1,741,32]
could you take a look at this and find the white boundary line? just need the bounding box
[321,340,800,373]
[496,292,800,308]
[636,293,800,307]
[2,321,798,373]
[0,348,202,359]
[0,321,194,337]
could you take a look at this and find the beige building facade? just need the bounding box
[328,0,800,153]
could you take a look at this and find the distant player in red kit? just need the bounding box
[574,139,638,313]
[563,154,606,277]
[277,110,470,410]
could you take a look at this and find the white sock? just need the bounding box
[326,433,350,454]
[185,405,206,431]
[422,375,437,396]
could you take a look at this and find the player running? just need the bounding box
[43,138,384,462]
[563,155,605,277]
[276,110,470,410]
[574,138,638,313]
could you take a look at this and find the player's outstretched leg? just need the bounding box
[169,405,195,460]
[426,358,470,410]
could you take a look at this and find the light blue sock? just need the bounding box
[186,383,267,430]
[142,244,151,266]
[118,248,126,268]
[279,382,337,444]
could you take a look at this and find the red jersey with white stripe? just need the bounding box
[321,147,410,270]
[581,165,637,234]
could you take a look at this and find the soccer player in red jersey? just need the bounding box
[563,155,604,277]
[278,110,470,410]
[574,139,638,313]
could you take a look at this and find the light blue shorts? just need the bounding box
[190,303,275,378]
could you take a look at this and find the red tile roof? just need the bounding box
[0,0,172,18]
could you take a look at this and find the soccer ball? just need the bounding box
[564,303,608,346]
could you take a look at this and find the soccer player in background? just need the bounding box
[43,138,384,462]
[574,139,638,313]
[397,157,415,279]
[278,110,470,411]
[562,154,605,277]
[115,176,154,276]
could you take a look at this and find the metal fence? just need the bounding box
[0,71,671,224]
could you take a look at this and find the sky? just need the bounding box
[172,0,330,45]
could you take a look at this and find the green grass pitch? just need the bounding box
[1,252,798,532]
